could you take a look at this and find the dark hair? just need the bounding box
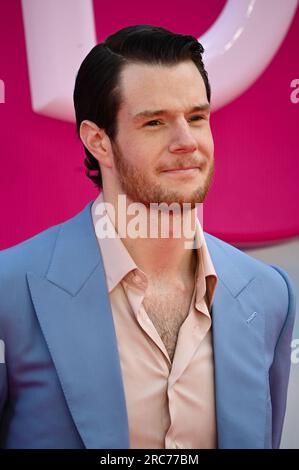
[73,25,211,189]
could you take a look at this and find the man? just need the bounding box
[0,25,296,449]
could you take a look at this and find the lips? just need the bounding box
[162,166,200,172]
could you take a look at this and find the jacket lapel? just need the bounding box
[27,201,129,449]
[205,234,268,448]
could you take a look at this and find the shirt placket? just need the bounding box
[164,289,211,449]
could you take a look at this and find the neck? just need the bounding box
[100,187,198,283]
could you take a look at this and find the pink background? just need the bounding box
[0,0,298,249]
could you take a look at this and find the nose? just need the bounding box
[168,120,198,154]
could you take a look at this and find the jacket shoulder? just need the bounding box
[204,232,295,332]
[0,221,64,334]
[0,222,62,281]
[204,231,288,280]
[0,200,93,278]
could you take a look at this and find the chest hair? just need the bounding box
[143,282,194,362]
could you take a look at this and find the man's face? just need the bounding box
[110,60,214,208]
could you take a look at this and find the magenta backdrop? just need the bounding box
[0,0,298,249]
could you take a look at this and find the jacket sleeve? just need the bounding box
[269,265,296,448]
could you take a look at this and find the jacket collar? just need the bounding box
[204,232,269,448]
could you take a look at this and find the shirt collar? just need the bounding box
[91,192,218,308]
[91,191,140,292]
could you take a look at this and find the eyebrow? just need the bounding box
[132,104,210,122]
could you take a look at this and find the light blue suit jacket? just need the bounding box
[0,201,296,449]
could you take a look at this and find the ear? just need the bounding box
[79,120,113,169]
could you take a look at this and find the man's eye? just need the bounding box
[188,115,204,122]
[145,120,162,126]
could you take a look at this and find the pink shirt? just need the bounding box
[91,193,218,449]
